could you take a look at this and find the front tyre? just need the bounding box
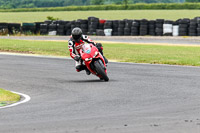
[94,60,109,81]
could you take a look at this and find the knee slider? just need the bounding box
[76,65,85,71]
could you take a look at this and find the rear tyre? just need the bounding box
[94,60,109,81]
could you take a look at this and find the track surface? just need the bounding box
[0,54,200,133]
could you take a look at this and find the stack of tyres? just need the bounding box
[103,20,113,36]
[118,20,125,35]
[179,18,190,36]
[148,20,156,36]
[104,20,112,29]
[8,23,21,34]
[40,20,51,35]
[70,21,76,31]
[140,19,148,36]
[78,19,88,34]
[131,20,139,36]
[172,20,179,36]
[75,21,81,28]
[0,23,8,29]
[104,20,113,34]
[163,20,173,36]
[56,20,68,35]
[155,19,164,36]
[0,23,8,35]
[48,24,57,32]
[124,19,133,36]
[99,19,105,29]
[22,23,36,34]
[197,18,200,36]
[35,22,43,34]
[88,17,99,35]
[44,20,52,25]
[112,20,119,36]
[65,21,72,35]
[48,24,57,35]
[188,19,197,36]
[51,21,57,24]
[6,17,200,37]
[57,24,65,36]
[57,20,68,25]
[40,24,48,35]
[96,19,106,36]
[96,29,105,36]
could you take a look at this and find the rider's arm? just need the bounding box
[82,35,96,46]
[68,40,76,59]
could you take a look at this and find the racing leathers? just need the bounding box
[68,35,106,72]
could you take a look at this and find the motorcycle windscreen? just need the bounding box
[82,43,91,54]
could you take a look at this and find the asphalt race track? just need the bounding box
[0,54,200,133]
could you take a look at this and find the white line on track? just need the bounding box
[0,91,31,109]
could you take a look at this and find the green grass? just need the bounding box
[1,39,200,66]
[0,39,68,56]
[0,10,200,23]
[104,43,200,66]
[0,88,20,106]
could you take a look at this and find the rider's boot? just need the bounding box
[85,68,91,75]
[76,65,91,75]
[83,65,91,75]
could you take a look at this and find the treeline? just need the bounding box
[0,0,186,9]
[1,3,200,12]
[186,0,200,2]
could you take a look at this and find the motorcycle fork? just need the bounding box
[90,58,106,72]
[98,59,106,70]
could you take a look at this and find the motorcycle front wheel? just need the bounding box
[94,60,109,82]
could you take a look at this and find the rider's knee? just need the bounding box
[76,69,81,72]
[76,65,82,71]
[76,65,85,72]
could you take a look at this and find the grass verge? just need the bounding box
[0,10,200,23]
[0,88,21,106]
[1,39,200,66]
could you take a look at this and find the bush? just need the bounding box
[1,3,200,12]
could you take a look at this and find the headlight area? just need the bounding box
[85,58,92,61]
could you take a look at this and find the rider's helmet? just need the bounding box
[71,27,82,42]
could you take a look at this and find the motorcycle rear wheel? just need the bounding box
[94,60,109,82]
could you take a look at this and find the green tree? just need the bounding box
[114,0,123,4]
[90,0,105,5]
[185,0,200,2]
[123,0,128,8]
[131,0,185,3]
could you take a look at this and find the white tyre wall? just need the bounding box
[163,24,173,34]
[104,29,112,36]
[173,25,179,36]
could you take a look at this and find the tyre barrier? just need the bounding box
[1,16,200,36]
[22,23,36,34]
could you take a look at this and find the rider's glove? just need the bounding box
[74,55,81,61]
[96,43,102,48]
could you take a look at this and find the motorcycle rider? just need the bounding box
[68,27,108,75]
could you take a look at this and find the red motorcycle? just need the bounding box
[80,43,109,81]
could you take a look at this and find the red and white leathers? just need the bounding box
[68,35,102,72]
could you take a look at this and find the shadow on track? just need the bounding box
[68,79,104,83]
[67,79,117,83]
